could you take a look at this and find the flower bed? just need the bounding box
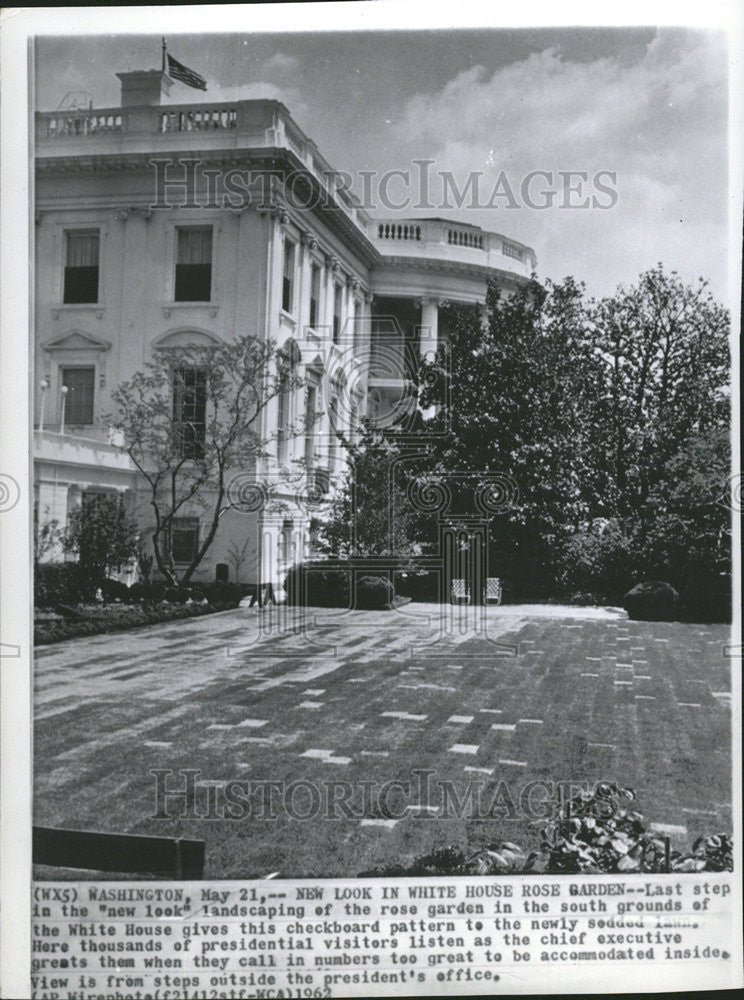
[34,599,238,646]
[358,784,733,877]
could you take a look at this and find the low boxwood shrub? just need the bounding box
[355,575,394,609]
[128,580,166,603]
[33,598,233,645]
[100,578,131,602]
[285,564,351,607]
[35,562,89,607]
[395,571,440,602]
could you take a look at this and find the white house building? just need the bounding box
[33,66,536,590]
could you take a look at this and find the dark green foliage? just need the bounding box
[314,423,423,558]
[412,267,731,611]
[34,593,243,645]
[395,570,441,602]
[35,562,89,607]
[355,575,394,609]
[284,564,351,607]
[360,784,733,877]
[623,580,679,622]
[62,493,139,591]
[284,564,398,609]
[100,578,131,602]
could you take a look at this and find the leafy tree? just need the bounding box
[314,421,422,558]
[62,493,139,590]
[420,276,602,594]
[417,266,730,600]
[588,265,730,520]
[111,335,300,585]
[639,425,731,613]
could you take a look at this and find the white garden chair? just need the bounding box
[484,577,503,605]
[450,578,471,605]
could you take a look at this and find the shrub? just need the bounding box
[128,580,171,603]
[359,784,733,877]
[62,493,138,590]
[395,571,440,602]
[284,564,351,607]
[677,574,731,624]
[100,578,131,602]
[33,598,233,645]
[623,580,679,622]
[556,519,636,603]
[355,575,394,609]
[35,562,89,607]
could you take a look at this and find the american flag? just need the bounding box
[167,53,207,91]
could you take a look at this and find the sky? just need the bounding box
[35,27,732,304]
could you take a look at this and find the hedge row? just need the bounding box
[284,565,398,609]
[35,563,251,610]
[34,599,238,646]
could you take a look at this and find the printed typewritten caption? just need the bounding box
[32,875,736,998]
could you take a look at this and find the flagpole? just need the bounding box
[161,38,166,74]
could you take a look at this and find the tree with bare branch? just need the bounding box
[111,335,301,585]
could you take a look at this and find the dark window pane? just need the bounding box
[175,228,212,301]
[62,366,95,424]
[64,231,100,304]
[282,240,295,312]
[304,385,316,469]
[175,263,211,301]
[64,266,99,304]
[282,276,292,313]
[333,285,342,343]
[309,265,320,327]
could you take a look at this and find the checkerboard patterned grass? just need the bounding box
[34,608,732,878]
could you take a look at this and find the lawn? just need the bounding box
[33,605,733,878]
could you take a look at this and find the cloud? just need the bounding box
[392,30,730,301]
[261,51,301,75]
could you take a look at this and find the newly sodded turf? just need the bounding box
[33,605,732,878]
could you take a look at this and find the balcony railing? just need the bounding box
[377,222,422,242]
[160,107,237,132]
[36,99,370,235]
[372,217,535,274]
[446,227,484,249]
[44,111,124,137]
[502,239,525,261]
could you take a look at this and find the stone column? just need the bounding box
[419,298,439,360]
